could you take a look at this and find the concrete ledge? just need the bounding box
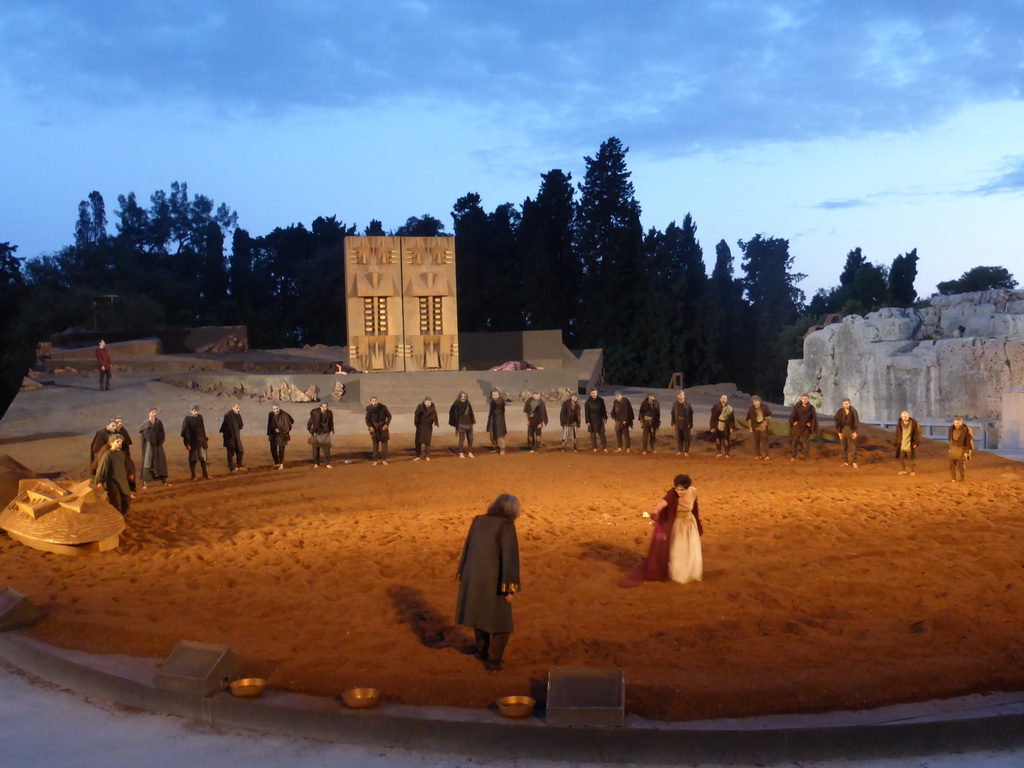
[2,632,1024,764]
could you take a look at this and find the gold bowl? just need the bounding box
[496,695,535,719]
[341,687,380,709]
[228,678,266,698]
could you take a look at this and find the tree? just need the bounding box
[936,266,1018,295]
[574,137,644,353]
[707,239,746,385]
[363,219,386,236]
[395,214,448,237]
[887,248,918,307]
[519,169,577,333]
[738,234,806,398]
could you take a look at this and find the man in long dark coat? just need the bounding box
[219,403,247,472]
[413,397,439,461]
[559,394,581,452]
[746,396,772,460]
[139,408,171,487]
[308,402,335,468]
[90,419,120,471]
[948,416,974,482]
[789,393,818,461]
[610,392,634,452]
[456,493,521,672]
[365,396,392,466]
[710,394,736,458]
[449,391,476,458]
[584,389,608,453]
[834,398,860,468]
[113,416,133,460]
[670,391,694,457]
[639,394,661,454]
[181,404,210,480]
[94,433,131,516]
[267,404,294,470]
[523,392,548,452]
[486,390,508,454]
[894,410,921,475]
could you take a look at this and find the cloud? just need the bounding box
[814,199,867,210]
[973,157,1024,195]
[2,0,1024,160]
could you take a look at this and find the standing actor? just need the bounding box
[413,396,439,460]
[219,403,247,472]
[90,419,120,471]
[789,394,818,461]
[835,398,860,468]
[456,493,522,672]
[639,394,661,454]
[894,410,921,476]
[267,404,294,470]
[710,395,736,458]
[585,389,609,453]
[365,396,392,466]
[948,416,974,482]
[671,391,694,457]
[449,391,476,458]
[610,392,634,452]
[524,392,548,452]
[94,433,131,516]
[113,416,133,459]
[139,408,170,487]
[560,393,581,452]
[95,339,112,391]
[486,390,508,454]
[308,402,334,468]
[746,396,772,460]
[181,405,210,480]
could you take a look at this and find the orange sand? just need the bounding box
[2,428,1023,721]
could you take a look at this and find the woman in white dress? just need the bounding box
[668,475,702,584]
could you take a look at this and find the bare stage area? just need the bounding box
[2,378,1024,721]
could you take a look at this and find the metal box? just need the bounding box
[546,667,625,727]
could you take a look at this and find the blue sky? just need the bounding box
[2,0,1022,298]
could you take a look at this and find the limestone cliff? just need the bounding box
[784,290,1024,426]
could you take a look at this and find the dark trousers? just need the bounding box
[415,440,431,458]
[949,456,966,481]
[752,429,768,458]
[790,433,810,458]
[226,445,244,471]
[675,427,691,453]
[187,447,208,478]
[270,441,286,465]
[589,426,607,450]
[474,629,511,663]
[899,450,915,473]
[642,423,657,452]
[714,430,731,456]
[98,369,111,390]
[106,484,130,516]
[457,429,473,450]
[839,431,857,463]
[371,433,389,460]
[313,443,331,464]
[615,423,631,450]
[527,424,543,450]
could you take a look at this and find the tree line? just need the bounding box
[1,137,1018,418]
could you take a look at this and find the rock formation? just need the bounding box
[785,290,1024,437]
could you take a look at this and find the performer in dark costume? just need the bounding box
[948,416,974,482]
[746,396,772,460]
[181,404,210,480]
[584,389,608,452]
[788,394,818,461]
[894,410,921,475]
[670,391,694,456]
[90,419,120,471]
[113,416,133,460]
[559,394,581,452]
[267,404,294,470]
[486,390,508,454]
[456,493,522,672]
[307,402,334,468]
[834,398,860,468]
[523,392,548,452]
[639,394,661,454]
[94,433,132,516]
[449,391,476,458]
[610,392,634,452]
[365,396,392,466]
[95,339,112,391]
[413,396,439,461]
[219,403,247,472]
[710,395,736,458]
[139,408,171,488]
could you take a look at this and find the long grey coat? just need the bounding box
[455,514,520,634]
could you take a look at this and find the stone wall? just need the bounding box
[784,290,1024,434]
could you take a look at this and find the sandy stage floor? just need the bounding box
[2,381,1024,722]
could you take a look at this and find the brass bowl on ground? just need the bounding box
[341,687,380,709]
[496,695,535,719]
[228,678,266,698]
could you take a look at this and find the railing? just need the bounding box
[860,419,995,449]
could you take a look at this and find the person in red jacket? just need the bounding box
[95,339,112,391]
